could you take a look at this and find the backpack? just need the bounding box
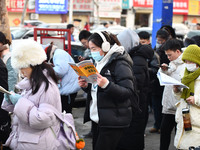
[109,60,141,114]
[40,103,77,150]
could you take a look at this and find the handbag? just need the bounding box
[189,146,200,150]
[40,103,77,150]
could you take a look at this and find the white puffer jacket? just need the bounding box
[159,54,185,114]
[174,76,200,149]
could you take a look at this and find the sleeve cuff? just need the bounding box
[194,95,200,106]
[101,80,109,89]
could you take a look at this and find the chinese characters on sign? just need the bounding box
[173,0,188,14]
[133,0,153,8]
[97,0,122,18]
[133,0,188,15]
[36,0,68,14]
[72,0,93,12]
[7,0,35,12]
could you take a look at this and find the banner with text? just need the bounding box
[133,0,189,15]
[7,0,35,12]
[98,0,122,18]
[35,0,68,14]
[71,0,93,12]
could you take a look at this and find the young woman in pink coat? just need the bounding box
[1,40,62,150]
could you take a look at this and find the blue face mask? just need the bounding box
[91,51,104,62]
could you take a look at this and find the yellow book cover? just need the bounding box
[69,60,98,83]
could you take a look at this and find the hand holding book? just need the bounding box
[69,60,98,83]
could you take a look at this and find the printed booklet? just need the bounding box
[69,60,98,83]
[157,71,189,89]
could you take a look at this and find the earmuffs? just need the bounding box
[96,31,110,52]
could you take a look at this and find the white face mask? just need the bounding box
[185,63,198,72]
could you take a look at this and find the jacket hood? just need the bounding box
[117,29,139,52]
[129,44,154,60]
[106,50,133,68]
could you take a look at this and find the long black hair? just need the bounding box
[30,62,58,95]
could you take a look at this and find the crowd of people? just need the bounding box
[1,22,200,150]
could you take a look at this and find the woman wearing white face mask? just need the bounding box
[173,44,200,150]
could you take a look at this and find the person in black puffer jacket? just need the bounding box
[117,42,154,150]
[0,58,11,150]
[79,31,135,150]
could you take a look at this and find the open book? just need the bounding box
[69,60,98,83]
[157,72,189,89]
[0,86,11,95]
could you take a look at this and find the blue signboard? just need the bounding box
[36,0,68,14]
[122,0,129,9]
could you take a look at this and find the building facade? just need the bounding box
[6,0,200,29]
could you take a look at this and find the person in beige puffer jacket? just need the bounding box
[173,44,200,150]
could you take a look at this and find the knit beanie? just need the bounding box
[11,40,47,69]
[182,44,200,66]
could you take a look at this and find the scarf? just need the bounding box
[181,68,200,99]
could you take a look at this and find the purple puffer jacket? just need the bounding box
[1,75,62,150]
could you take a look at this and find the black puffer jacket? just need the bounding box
[129,44,154,92]
[118,44,154,150]
[0,58,11,143]
[83,51,134,128]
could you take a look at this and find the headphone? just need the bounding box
[96,31,110,52]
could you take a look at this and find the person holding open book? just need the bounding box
[159,39,185,150]
[173,44,200,149]
[78,31,134,150]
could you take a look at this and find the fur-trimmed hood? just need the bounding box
[11,40,47,69]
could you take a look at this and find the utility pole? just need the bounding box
[93,0,100,25]
[0,0,12,42]
[69,0,73,23]
[21,0,29,26]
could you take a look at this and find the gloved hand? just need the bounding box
[4,93,10,103]
[9,92,22,105]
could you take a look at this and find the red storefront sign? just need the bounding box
[173,0,188,14]
[72,0,93,12]
[133,0,188,14]
[133,0,153,8]
[7,0,35,13]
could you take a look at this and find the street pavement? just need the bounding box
[72,106,176,150]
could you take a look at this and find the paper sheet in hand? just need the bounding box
[0,86,11,95]
[157,72,189,89]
